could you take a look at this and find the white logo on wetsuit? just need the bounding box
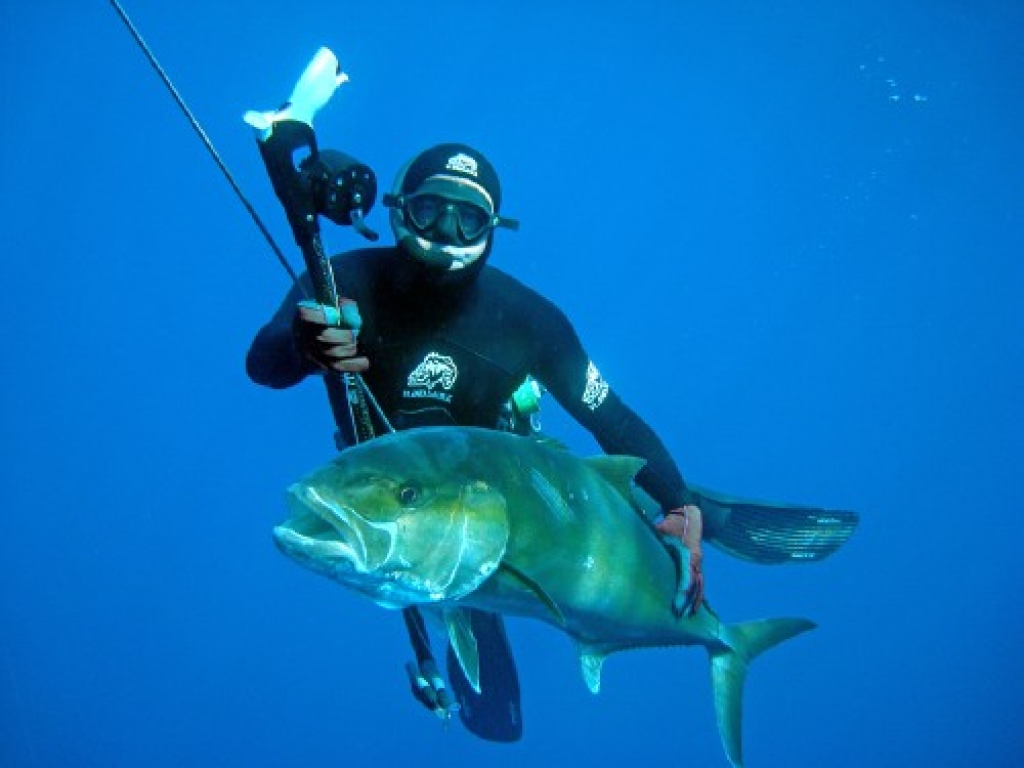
[408,352,458,391]
[582,362,609,411]
[446,153,478,177]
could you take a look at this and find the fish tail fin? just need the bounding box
[710,618,816,768]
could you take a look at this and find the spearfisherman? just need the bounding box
[244,49,704,743]
[111,5,858,746]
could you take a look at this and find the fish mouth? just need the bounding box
[274,483,369,572]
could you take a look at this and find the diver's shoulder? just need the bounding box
[480,264,561,312]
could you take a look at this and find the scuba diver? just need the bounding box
[246,141,706,740]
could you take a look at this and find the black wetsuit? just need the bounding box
[246,246,691,511]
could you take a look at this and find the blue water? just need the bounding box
[2,2,1021,766]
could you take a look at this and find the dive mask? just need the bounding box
[384,176,519,247]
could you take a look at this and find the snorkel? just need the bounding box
[393,222,489,272]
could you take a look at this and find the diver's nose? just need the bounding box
[433,206,460,243]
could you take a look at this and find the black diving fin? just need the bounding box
[446,609,523,742]
[635,485,859,565]
[692,485,859,564]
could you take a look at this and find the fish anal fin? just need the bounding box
[578,646,607,694]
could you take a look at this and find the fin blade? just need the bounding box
[693,485,859,564]
[446,611,523,743]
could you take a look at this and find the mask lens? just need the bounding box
[454,201,491,241]
[405,194,444,231]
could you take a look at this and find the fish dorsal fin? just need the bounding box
[498,561,567,628]
[578,645,607,694]
[584,455,646,504]
[444,608,481,693]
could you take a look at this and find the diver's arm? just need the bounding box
[534,309,692,510]
[246,282,318,389]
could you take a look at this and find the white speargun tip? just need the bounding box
[243,46,349,137]
[287,46,348,124]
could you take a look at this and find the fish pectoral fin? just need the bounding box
[444,608,481,693]
[578,645,607,694]
[498,561,567,628]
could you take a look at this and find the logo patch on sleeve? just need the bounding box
[582,362,609,411]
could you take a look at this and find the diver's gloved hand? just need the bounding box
[292,298,369,373]
[656,504,705,616]
[405,658,458,721]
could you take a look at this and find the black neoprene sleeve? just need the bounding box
[246,284,315,389]
[530,302,692,511]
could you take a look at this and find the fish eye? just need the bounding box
[398,485,419,506]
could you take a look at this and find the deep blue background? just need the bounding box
[2,1,1021,766]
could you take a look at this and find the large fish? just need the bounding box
[274,427,816,767]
